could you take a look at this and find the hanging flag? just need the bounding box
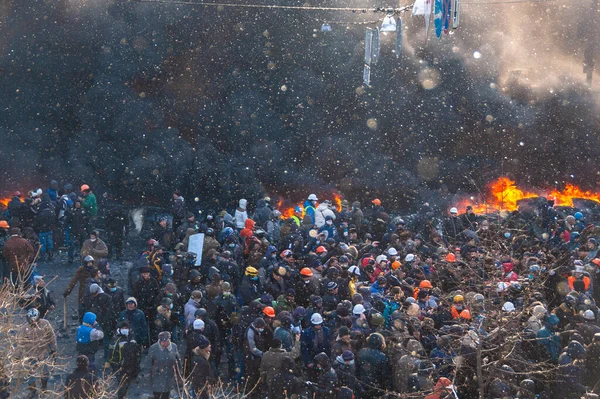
[452,0,460,29]
[363,65,371,86]
[365,28,373,65]
[434,0,443,38]
[412,0,426,15]
[424,0,432,40]
[372,28,380,64]
[442,0,452,34]
[395,18,402,58]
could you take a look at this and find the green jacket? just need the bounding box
[83,192,97,217]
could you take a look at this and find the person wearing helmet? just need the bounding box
[295,267,318,307]
[568,263,591,293]
[301,312,330,367]
[79,184,97,219]
[451,295,467,319]
[80,230,108,266]
[443,207,464,244]
[537,314,561,363]
[303,194,318,226]
[16,308,57,395]
[240,267,261,306]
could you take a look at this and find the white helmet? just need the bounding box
[450,207,458,214]
[387,247,398,256]
[27,308,40,322]
[376,255,388,264]
[583,310,596,320]
[310,313,323,325]
[502,302,515,312]
[348,265,361,276]
[532,305,547,319]
[353,304,366,315]
[404,254,415,262]
[497,282,509,293]
[308,194,318,201]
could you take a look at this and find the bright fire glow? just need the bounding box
[456,177,600,214]
[275,192,344,220]
[0,198,10,208]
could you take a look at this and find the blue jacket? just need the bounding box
[301,326,330,365]
[119,309,149,346]
[303,200,316,225]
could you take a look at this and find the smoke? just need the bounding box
[0,0,599,211]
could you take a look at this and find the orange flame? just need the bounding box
[456,177,600,214]
[0,198,10,208]
[275,192,345,220]
[333,193,343,211]
[549,184,600,207]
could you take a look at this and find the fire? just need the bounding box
[0,198,10,208]
[275,192,345,220]
[549,184,600,207]
[456,177,600,214]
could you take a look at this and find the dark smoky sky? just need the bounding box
[0,0,599,211]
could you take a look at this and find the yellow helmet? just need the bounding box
[245,267,258,277]
[453,294,464,303]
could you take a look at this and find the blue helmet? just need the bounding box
[574,212,583,220]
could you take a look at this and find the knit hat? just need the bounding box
[342,350,355,361]
[197,335,210,349]
[125,297,137,306]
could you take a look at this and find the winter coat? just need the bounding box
[34,199,56,233]
[28,285,55,318]
[82,192,97,217]
[269,370,303,399]
[64,368,98,399]
[274,326,295,352]
[313,367,339,399]
[234,208,248,229]
[16,319,57,360]
[83,292,113,332]
[172,196,185,220]
[239,275,261,306]
[132,277,160,315]
[190,353,215,397]
[303,200,317,226]
[443,216,464,242]
[2,235,34,274]
[108,334,140,377]
[357,347,389,392]
[301,326,331,365]
[351,204,363,230]
[253,199,271,227]
[148,342,181,393]
[260,347,295,386]
[76,313,104,355]
[119,309,149,347]
[64,266,94,303]
[184,298,202,329]
[315,203,336,228]
[80,239,108,263]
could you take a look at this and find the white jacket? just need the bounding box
[314,203,336,228]
[235,209,248,229]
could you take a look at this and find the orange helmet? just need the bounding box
[459,309,471,319]
[419,280,433,289]
[372,198,381,206]
[316,246,327,254]
[263,306,275,318]
[445,253,456,263]
[300,268,313,277]
[80,184,90,192]
[0,221,9,229]
[391,261,402,270]
[592,258,600,267]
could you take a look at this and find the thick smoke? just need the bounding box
[0,0,599,211]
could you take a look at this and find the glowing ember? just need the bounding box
[0,198,10,208]
[455,177,600,214]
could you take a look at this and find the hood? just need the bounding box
[244,219,255,229]
[256,199,266,208]
[83,312,97,325]
[351,201,361,209]
[239,199,247,209]
[317,203,329,211]
[266,246,277,257]
[502,262,514,273]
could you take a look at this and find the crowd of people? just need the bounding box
[1,182,600,399]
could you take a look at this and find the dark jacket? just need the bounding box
[64,368,97,399]
[132,277,160,314]
[119,309,149,347]
[301,326,331,365]
[190,353,216,398]
[239,275,261,306]
[108,334,140,377]
[357,346,389,392]
[314,367,339,399]
[269,370,302,399]
[64,266,94,303]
